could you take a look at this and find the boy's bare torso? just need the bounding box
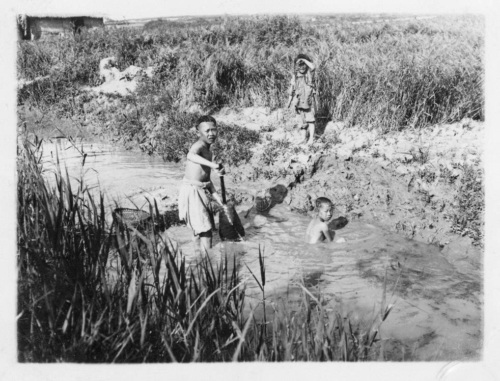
[306,217,328,244]
[185,140,213,183]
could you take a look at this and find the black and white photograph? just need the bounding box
[2,0,500,379]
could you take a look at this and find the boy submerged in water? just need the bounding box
[287,54,317,145]
[306,197,335,244]
[178,115,228,254]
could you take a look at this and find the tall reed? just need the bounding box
[17,137,244,362]
[17,135,395,362]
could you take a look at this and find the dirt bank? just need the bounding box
[22,101,483,277]
[214,107,483,277]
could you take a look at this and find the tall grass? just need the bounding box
[450,164,484,245]
[17,136,395,362]
[18,15,483,130]
[17,137,244,362]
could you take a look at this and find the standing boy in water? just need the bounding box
[178,115,227,254]
[306,197,335,244]
[287,54,317,145]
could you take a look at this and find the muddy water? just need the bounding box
[218,204,481,361]
[42,139,482,361]
[164,201,482,361]
[41,139,183,207]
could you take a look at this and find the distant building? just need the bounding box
[17,14,106,40]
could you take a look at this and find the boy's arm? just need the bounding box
[287,76,295,108]
[208,180,218,197]
[209,181,221,198]
[322,223,333,242]
[308,64,318,111]
[187,143,218,170]
[209,180,229,216]
[301,59,315,71]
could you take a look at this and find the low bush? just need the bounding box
[450,164,484,246]
[108,102,261,165]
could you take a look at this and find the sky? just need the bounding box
[9,0,493,20]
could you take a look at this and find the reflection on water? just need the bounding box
[42,139,482,361]
[42,139,183,203]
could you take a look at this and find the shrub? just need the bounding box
[212,123,261,166]
[125,106,261,165]
[450,164,484,245]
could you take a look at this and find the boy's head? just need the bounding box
[315,197,333,222]
[295,53,312,74]
[196,115,218,145]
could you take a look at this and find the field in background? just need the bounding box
[18,14,483,130]
[104,13,437,28]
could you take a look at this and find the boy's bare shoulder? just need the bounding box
[310,218,327,230]
[318,220,329,230]
[189,140,204,153]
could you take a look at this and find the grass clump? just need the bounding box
[450,164,484,246]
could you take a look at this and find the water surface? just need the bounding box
[42,139,482,361]
[42,139,183,207]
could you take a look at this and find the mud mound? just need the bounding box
[83,57,154,96]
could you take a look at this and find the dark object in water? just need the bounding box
[255,194,272,212]
[330,216,349,230]
[218,175,245,242]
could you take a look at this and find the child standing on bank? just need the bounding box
[178,115,228,254]
[287,54,317,145]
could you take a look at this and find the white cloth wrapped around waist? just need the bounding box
[182,177,212,189]
[178,177,215,235]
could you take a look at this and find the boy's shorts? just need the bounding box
[295,107,315,128]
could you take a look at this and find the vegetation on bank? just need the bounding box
[450,164,484,244]
[18,14,483,130]
[17,137,394,362]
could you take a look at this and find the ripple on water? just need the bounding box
[42,140,184,202]
[222,203,482,361]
